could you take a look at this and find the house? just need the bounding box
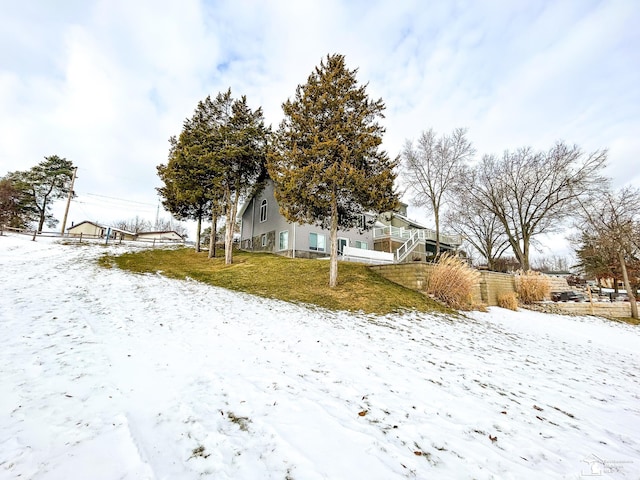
[239,179,462,263]
[136,230,184,242]
[67,221,105,238]
[66,222,181,243]
[67,221,137,241]
[108,227,137,241]
[239,180,375,259]
[373,206,461,261]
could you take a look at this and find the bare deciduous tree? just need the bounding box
[446,173,509,270]
[113,216,153,233]
[402,128,474,255]
[467,142,607,270]
[576,186,640,319]
[531,255,571,273]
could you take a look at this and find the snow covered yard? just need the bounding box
[1,234,639,479]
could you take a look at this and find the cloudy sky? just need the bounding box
[1,0,638,245]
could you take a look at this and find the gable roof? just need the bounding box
[67,220,102,230]
[66,221,140,237]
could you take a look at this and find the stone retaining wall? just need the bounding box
[370,264,570,307]
[371,263,433,291]
[477,271,515,306]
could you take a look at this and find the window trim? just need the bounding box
[309,232,326,252]
[261,234,267,247]
[260,199,267,223]
[279,230,289,251]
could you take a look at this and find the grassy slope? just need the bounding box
[99,247,450,315]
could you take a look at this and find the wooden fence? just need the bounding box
[0,226,184,246]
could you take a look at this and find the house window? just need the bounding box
[358,214,367,229]
[309,233,326,252]
[355,240,367,249]
[279,231,289,250]
[261,234,267,247]
[260,199,267,222]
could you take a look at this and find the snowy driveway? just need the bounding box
[1,235,639,479]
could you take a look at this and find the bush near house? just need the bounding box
[514,271,550,304]
[427,253,480,310]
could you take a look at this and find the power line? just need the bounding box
[78,192,158,207]
[74,199,157,212]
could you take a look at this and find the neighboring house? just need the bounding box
[239,179,462,263]
[66,222,181,243]
[109,227,137,241]
[67,221,107,238]
[67,221,137,240]
[137,231,184,242]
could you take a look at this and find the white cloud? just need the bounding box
[0,0,638,241]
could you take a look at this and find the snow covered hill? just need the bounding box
[1,234,639,479]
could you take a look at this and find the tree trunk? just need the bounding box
[329,195,339,288]
[37,216,45,233]
[208,209,217,259]
[618,250,638,319]
[225,193,238,265]
[521,240,530,271]
[195,216,202,252]
[503,225,526,271]
[434,208,441,257]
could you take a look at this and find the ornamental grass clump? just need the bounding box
[497,292,519,311]
[427,253,480,310]
[514,270,550,304]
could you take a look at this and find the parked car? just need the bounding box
[610,293,630,302]
[551,291,586,302]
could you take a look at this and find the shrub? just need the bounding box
[497,292,519,310]
[514,271,550,304]
[427,253,480,310]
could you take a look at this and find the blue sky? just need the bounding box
[1,0,638,249]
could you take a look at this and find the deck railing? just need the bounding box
[394,229,419,263]
[373,226,462,247]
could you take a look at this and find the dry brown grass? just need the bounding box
[514,271,550,304]
[426,253,480,310]
[497,292,519,310]
[98,247,450,315]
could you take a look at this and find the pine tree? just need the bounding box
[208,91,268,265]
[158,90,268,263]
[268,54,398,287]
[7,156,75,232]
[157,96,224,252]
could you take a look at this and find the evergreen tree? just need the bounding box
[158,90,268,263]
[268,54,398,287]
[0,177,36,229]
[217,94,268,265]
[157,96,224,252]
[7,156,75,232]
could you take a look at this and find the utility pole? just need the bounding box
[60,167,78,235]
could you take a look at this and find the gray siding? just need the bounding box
[240,179,373,257]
